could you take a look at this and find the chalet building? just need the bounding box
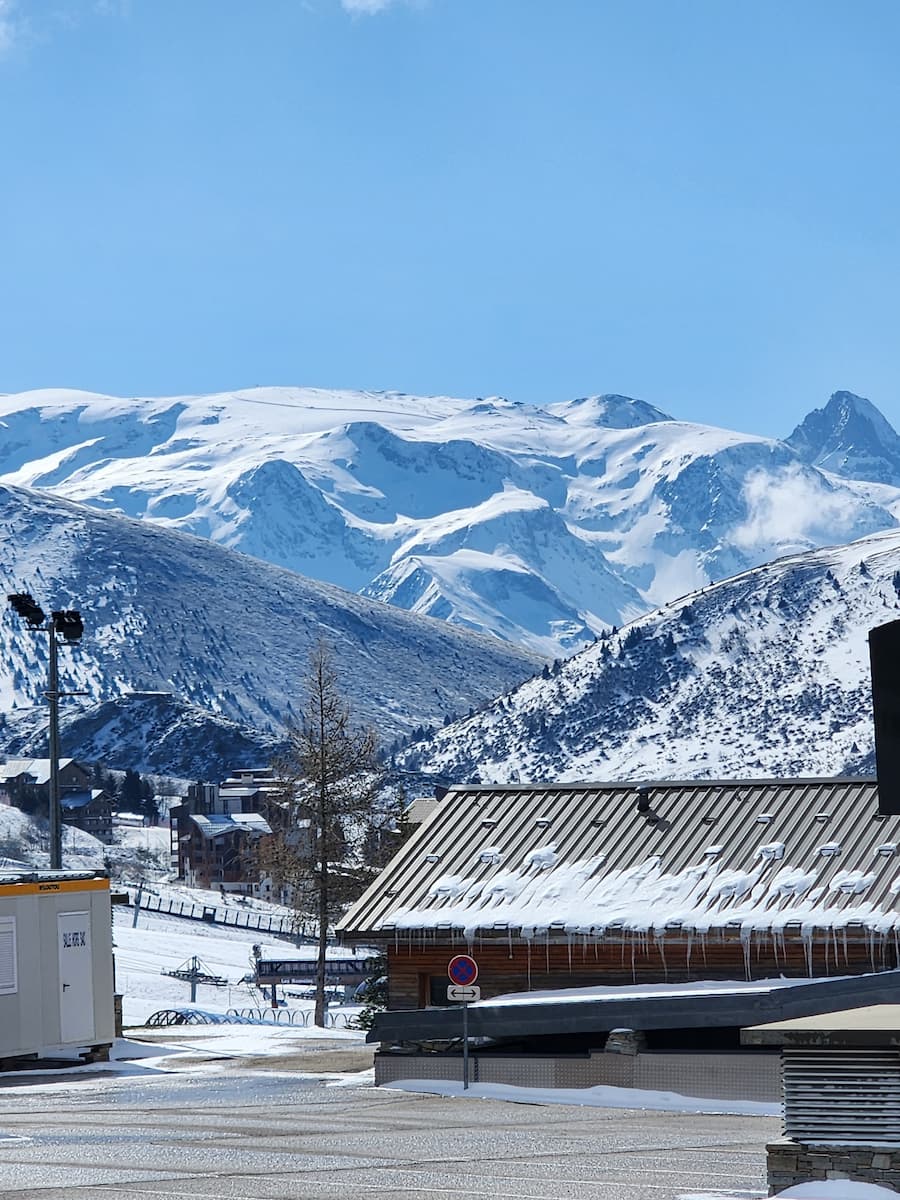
[60,789,114,844]
[169,770,277,891]
[0,759,112,842]
[337,776,900,1096]
[0,758,92,806]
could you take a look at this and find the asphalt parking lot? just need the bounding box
[0,1065,777,1200]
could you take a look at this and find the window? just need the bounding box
[0,917,16,995]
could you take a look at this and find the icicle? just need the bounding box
[527,941,532,991]
[685,930,693,977]
[802,926,814,977]
[630,938,636,983]
[567,935,573,972]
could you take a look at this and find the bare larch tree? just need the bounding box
[259,641,383,1028]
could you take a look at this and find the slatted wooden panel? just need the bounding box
[783,1048,900,1142]
[386,932,900,1009]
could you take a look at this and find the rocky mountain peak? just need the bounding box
[786,391,900,485]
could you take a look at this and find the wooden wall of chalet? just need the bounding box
[386,930,900,1010]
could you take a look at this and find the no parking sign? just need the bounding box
[447,954,478,986]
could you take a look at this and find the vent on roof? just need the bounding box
[481,818,498,830]
[704,845,724,858]
[535,817,551,829]
[814,812,831,822]
[819,843,842,857]
[479,847,503,865]
[701,815,717,825]
[876,843,898,857]
[756,813,774,824]
[424,853,441,864]
[756,841,785,861]
[591,817,607,827]
[526,845,557,870]
[831,871,875,894]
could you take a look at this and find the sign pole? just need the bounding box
[446,953,479,1092]
[462,999,469,1090]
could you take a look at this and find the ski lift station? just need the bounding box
[0,870,115,1064]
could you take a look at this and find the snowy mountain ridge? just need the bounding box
[398,526,900,785]
[0,482,540,776]
[2,385,899,656]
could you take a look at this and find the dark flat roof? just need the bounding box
[743,1002,900,1048]
[370,969,900,1045]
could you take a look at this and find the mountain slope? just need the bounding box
[0,483,541,773]
[398,528,900,784]
[1,386,896,654]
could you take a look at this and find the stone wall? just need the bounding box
[376,1049,781,1102]
[768,1139,900,1193]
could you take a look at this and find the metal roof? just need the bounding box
[337,777,900,940]
[370,969,900,1045]
[0,870,107,883]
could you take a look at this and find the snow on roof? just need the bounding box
[60,790,105,811]
[338,778,900,942]
[0,758,75,785]
[190,813,272,839]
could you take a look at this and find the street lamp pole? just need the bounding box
[47,618,62,871]
[6,595,84,871]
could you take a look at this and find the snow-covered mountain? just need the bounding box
[0,483,540,775]
[787,390,900,485]
[397,527,900,785]
[2,386,898,656]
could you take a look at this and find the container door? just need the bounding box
[57,911,95,1044]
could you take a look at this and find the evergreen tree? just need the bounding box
[120,768,143,810]
[139,776,158,825]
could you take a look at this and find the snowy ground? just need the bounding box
[115,905,364,1025]
[16,906,865,1200]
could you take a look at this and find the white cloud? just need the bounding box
[0,1,18,54]
[731,464,871,553]
[340,0,398,13]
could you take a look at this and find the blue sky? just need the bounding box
[1,0,899,436]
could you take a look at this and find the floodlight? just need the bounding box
[7,593,46,627]
[51,610,84,642]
